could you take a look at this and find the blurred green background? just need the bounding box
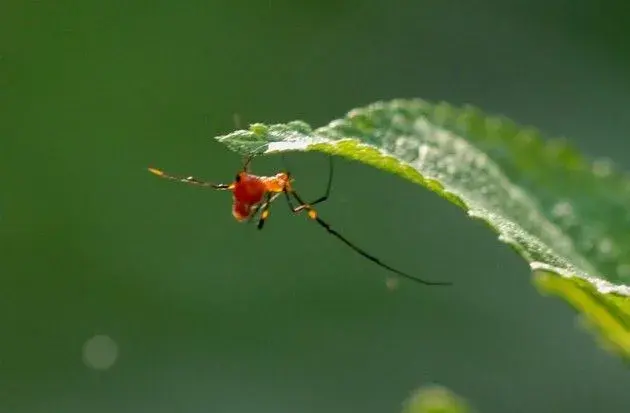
[2,1,629,412]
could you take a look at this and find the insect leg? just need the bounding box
[246,202,265,224]
[306,155,334,206]
[255,192,282,230]
[282,155,334,208]
[284,189,452,286]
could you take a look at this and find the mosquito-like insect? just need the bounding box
[148,154,452,286]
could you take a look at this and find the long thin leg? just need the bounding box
[307,155,334,206]
[242,154,254,172]
[283,156,334,213]
[283,189,300,211]
[255,192,282,230]
[246,202,265,224]
[285,189,452,286]
[148,167,232,189]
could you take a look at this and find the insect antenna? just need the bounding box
[148,167,232,190]
[232,113,243,129]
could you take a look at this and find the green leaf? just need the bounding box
[214,99,630,359]
[402,385,474,413]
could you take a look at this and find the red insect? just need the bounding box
[148,154,452,286]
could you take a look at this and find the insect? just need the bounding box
[148,154,452,286]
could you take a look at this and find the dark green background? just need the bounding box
[2,1,629,412]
